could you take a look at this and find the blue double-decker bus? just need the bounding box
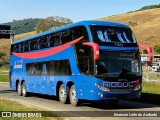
[10,20,146,106]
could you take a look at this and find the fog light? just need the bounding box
[134,85,141,91]
[98,93,103,97]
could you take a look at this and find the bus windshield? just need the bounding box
[96,51,141,78]
[90,25,136,43]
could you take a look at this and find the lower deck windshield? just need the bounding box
[96,51,141,79]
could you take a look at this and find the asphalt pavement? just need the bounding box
[0,83,160,120]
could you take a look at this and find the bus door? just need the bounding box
[41,62,50,94]
[75,43,95,76]
[48,61,56,95]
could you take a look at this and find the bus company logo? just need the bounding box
[2,112,11,117]
[14,64,22,69]
[14,60,23,69]
[103,81,133,88]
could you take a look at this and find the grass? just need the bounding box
[142,82,160,94]
[14,31,36,41]
[0,99,63,120]
[0,66,9,71]
[0,62,9,69]
[134,82,160,105]
[143,73,160,80]
[0,75,9,82]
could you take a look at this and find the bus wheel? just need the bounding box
[22,82,28,97]
[69,85,80,106]
[17,82,22,96]
[59,84,69,104]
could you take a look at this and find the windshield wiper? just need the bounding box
[95,73,119,78]
[95,73,109,78]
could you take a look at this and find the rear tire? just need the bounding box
[17,82,22,96]
[22,82,28,97]
[69,85,80,106]
[59,84,69,104]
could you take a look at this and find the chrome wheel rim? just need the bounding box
[22,84,26,95]
[17,83,21,94]
[60,86,66,100]
[70,87,76,102]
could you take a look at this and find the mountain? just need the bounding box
[98,8,160,48]
[3,18,41,34]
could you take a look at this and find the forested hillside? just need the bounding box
[3,18,40,35]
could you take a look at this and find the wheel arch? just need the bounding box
[21,80,25,84]
[67,81,74,89]
[16,80,20,91]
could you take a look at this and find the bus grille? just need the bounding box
[110,88,133,92]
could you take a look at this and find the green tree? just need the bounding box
[154,46,160,54]
[36,16,73,33]
[138,4,160,11]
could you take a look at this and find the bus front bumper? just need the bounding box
[93,89,141,100]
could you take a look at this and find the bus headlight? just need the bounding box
[95,83,110,92]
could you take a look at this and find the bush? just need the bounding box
[138,4,160,11]
[154,46,160,54]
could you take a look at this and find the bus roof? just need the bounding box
[12,20,129,45]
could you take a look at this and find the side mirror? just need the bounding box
[139,44,153,62]
[82,42,100,60]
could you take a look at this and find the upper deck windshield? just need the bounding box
[90,25,136,44]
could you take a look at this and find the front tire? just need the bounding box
[69,85,80,106]
[59,84,69,104]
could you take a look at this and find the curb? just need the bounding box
[0,82,9,83]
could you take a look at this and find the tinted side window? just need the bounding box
[23,41,31,52]
[26,62,49,76]
[49,60,72,76]
[12,26,89,53]
[61,29,72,44]
[11,44,22,53]
[11,44,18,52]
[73,26,89,42]
[26,60,71,76]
